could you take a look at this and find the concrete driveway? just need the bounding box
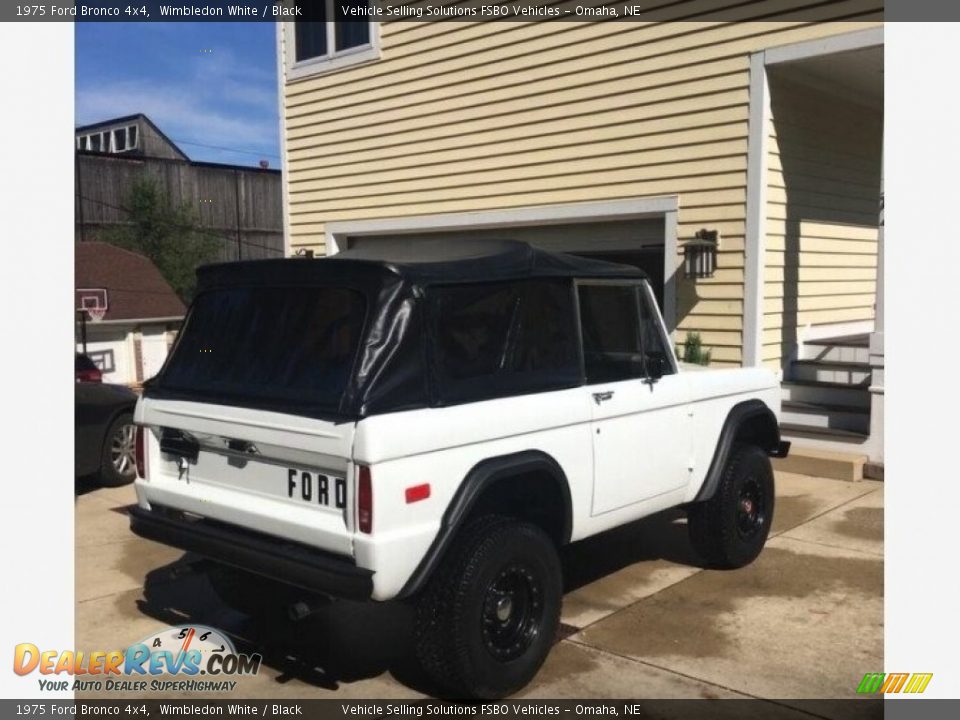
[75,471,882,702]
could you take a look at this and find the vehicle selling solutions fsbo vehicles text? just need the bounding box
[341,3,562,18]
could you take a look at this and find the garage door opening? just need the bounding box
[344,217,667,312]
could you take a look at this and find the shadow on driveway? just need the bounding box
[132,508,708,695]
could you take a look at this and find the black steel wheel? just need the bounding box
[415,516,562,699]
[736,475,767,540]
[481,563,544,662]
[688,443,775,569]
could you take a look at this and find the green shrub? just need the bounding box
[681,332,712,366]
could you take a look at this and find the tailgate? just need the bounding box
[134,397,356,558]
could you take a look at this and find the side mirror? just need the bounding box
[645,354,666,382]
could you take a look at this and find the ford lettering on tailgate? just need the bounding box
[287,469,347,508]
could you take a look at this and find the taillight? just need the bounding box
[357,465,372,534]
[76,368,102,383]
[135,426,146,479]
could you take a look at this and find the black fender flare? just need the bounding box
[692,399,789,503]
[397,449,572,598]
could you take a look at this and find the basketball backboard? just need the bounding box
[76,287,109,322]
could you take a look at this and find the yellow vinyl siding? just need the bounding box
[762,74,882,368]
[282,14,882,367]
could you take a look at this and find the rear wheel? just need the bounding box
[99,413,136,487]
[415,516,562,699]
[688,443,775,569]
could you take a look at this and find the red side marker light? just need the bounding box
[405,483,431,504]
[357,465,373,534]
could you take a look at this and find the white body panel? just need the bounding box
[588,372,691,515]
[135,363,779,601]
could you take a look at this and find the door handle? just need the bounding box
[592,390,614,405]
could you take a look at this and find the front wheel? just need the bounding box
[415,516,562,699]
[688,443,775,569]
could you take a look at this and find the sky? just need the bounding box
[75,23,281,168]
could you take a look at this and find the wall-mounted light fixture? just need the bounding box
[684,229,719,279]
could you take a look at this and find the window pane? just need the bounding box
[159,286,366,413]
[638,287,673,373]
[335,1,370,51]
[578,284,644,384]
[431,280,579,403]
[295,19,327,61]
[128,125,137,149]
[89,134,101,152]
[113,127,127,151]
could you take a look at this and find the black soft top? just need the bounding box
[150,242,649,419]
[195,239,646,291]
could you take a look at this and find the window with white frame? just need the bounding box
[284,0,379,80]
[77,125,138,154]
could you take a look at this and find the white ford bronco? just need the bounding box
[130,240,788,698]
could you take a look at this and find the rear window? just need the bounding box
[159,286,366,413]
[428,280,580,404]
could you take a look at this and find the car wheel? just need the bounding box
[688,443,775,569]
[99,413,137,487]
[415,516,562,699]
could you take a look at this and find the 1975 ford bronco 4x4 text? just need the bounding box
[129,240,788,698]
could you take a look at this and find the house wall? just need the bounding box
[79,324,136,385]
[138,120,188,160]
[78,322,180,386]
[763,75,882,369]
[281,13,883,365]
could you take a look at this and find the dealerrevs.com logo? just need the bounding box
[14,625,262,693]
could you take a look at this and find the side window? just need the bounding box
[638,286,674,375]
[429,280,580,404]
[577,284,644,384]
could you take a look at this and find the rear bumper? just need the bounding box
[129,505,373,601]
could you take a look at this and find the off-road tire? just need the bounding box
[414,516,562,699]
[688,443,775,569]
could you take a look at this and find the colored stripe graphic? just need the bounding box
[880,673,909,693]
[903,674,933,694]
[857,673,885,693]
[857,672,933,694]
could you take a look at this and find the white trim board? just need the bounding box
[275,21,291,258]
[325,197,680,333]
[764,27,884,66]
[743,51,770,369]
[325,198,678,247]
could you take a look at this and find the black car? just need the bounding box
[75,380,138,486]
[75,352,102,383]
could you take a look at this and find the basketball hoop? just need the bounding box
[87,307,106,323]
[76,288,109,323]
